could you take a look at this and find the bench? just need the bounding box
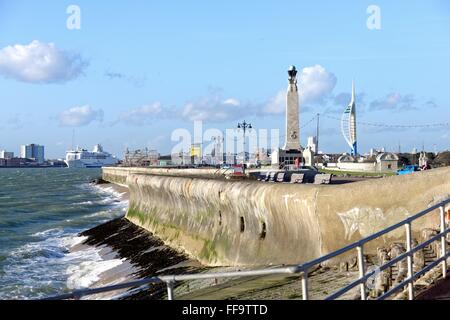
[276,172,286,183]
[268,171,279,182]
[313,174,333,185]
[290,173,305,184]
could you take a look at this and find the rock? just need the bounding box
[371,247,391,297]
[389,243,407,285]
[412,240,425,273]
[91,178,109,185]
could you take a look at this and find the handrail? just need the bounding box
[43,198,450,300]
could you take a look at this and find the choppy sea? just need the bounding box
[0,168,128,299]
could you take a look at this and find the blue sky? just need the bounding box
[0,0,449,158]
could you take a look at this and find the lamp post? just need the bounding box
[237,120,252,164]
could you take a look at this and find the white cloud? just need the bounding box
[263,90,285,115]
[118,102,167,126]
[298,64,337,104]
[181,92,249,122]
[370,93,416,111]
[263,65,336,115]
[117,65,338,125]
[0,40,87,83]
[59,105,103,127]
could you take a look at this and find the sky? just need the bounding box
[0,0,449,159]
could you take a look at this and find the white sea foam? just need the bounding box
[66,257,125,289]
[63,235,88,248]
[75,200,94,205]
[88,184,126,199]
[32,228,64,238]
[1,179,130,300]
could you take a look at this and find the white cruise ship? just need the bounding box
[64,144,119,168]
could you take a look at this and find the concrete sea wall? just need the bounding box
[103,167,450,267]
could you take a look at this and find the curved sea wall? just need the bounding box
[103,167,450,267]
[102,167,226,187]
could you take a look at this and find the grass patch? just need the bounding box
[319,168,396,177]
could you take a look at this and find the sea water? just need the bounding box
[0,168,127,299]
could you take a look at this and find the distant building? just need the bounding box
[20,144,45,164]
[236,151,250,165]
[303,147,315,167]
[419,152,429,168]
[332,152,399,173]
[253,148,271,166]
[158,155,172,167]
[307,136,317,155]
[225,153,237,165]
[0,157,30,167]
[0,150,14,159]
[190,144,202,165]
[171,152,192,166]
[124,148,159,167]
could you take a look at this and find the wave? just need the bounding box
[32,228,65,238]
[84,208,126,219]
[66,257,125,290]
[0,174,130,300]
[79,183,126,200]
[1,232,120,299]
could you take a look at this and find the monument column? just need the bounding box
[283,66,301,151]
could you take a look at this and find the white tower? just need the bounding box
[341,81,358,156]
[283,66,301,151]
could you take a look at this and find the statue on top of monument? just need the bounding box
[288,65,298,84]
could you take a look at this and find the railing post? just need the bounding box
[405,222,414,300]
[440,206,448,279]
[166,281,175,300]
[301,270,309,300]
[357,245,366,300]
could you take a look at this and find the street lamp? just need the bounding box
[237,120,252,163]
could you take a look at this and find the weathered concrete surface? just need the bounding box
[102,167,227,187]
[103,166,450,267]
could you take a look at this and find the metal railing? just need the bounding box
[43,198,450,300]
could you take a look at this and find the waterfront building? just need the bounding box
[0,150,14,159]
[171,152,192,166]
[330,152,399,173]
[20,144,45,164]
[419,152,429,168]
[236,151,251,165]
[253,148,271,166]
[158,155,172,167]
[303,147,315,167]
[124,148,159,167]
[307,136,317,155]
[225,152,237,165]
[190,144,202,165]
[0,157,30,167]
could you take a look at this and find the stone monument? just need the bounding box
[271,66,303,168]
[284,66,301,150]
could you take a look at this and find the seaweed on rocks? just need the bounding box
[80,217,207,300]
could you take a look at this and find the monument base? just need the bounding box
[271,148,303,169]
